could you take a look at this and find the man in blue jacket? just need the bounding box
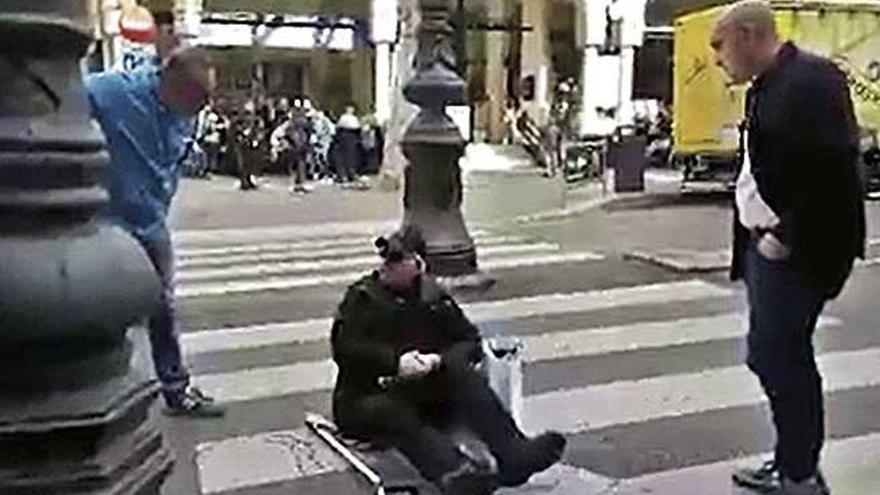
[712,2,865,494]
[87,47,225,417]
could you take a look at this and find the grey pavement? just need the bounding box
[156,160,880,495]
[169,143,578,232]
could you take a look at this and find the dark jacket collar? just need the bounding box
[752,41,798,90]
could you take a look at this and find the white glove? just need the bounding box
[398,350,433,378]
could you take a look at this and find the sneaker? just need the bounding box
[733,459,779,492]
[497,432,567,487]
[164,387,226,418]
[733,461,829,495]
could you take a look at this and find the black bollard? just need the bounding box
[0,2,173,493]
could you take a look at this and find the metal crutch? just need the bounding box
[306,412,389,495]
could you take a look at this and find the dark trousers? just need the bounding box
[137,228,190,405]
[335,369,526,482]
[235,145,257,189]
[283,149,308,186]
[744,242,826,482]
[203,142,220,173]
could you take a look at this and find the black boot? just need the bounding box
[440,460,496,495]
[497,432,567,487]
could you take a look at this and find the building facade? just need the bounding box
[86,0,714,138]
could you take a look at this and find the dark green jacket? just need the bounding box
[331,273,483,403]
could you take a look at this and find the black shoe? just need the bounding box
[733,461,829,495]
[773,476,831,495]
[497,432,567,487]
[164,387,226,418]
[439,461,496,495]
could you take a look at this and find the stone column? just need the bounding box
[484,0,508,143]
[579,0,614,136]
[521,0,552,125]
[616,0,647,127]
[372,0,399,125]
[376,0,419,191]
[174,0,203,41]
[578,0,646,134]
[400,0,491,288]
[0,2,171,493]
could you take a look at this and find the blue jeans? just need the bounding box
[744,241,826,482]
[138,228,190,405]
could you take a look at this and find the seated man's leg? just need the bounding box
[443,369,566,487]
[335,393,462,483]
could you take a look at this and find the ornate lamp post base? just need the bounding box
[400,0,493,291]
[0,3,172,493]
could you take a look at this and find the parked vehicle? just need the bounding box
[672,0,880,194]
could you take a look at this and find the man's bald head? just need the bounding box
[711,1,782,84]
[718,1,778,41]
[159,46,215,117]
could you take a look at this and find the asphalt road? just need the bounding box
[157,194,880,495]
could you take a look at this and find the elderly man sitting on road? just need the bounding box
[330,227,566,494]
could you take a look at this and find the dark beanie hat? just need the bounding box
[375,225,426,262]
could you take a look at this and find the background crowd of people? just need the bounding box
[188,96,385,192]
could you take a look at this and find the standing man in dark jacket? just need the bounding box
[711,2,865,494]
[331,227,566,494]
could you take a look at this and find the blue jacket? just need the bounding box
[86,68,194,240]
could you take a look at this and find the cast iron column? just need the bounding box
[0,2,173,493]
[401,0,491,288]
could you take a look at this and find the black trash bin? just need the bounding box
[608,129,647,193]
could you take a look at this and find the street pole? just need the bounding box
[0,2,172,493]
[400,0,491,289]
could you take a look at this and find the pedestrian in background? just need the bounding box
[196,102,225,176]
[231,101,262,191]
[360,113,383,175]
[333,105,365,187]
[712,2,864,494]
[286,103,314,194]
[310,105,336,182]
[87,47,226,418]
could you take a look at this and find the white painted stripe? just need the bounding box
[178,236,373,260]
[172,220,399,247]
[178,242,563,283]
[616,433,880,495]
[522,314,841,363]
[522,347,880,434]
[176,229,499,260]
[195,427,349,494]
[461,279,727,323]
[181,280,731,354]
[195,360,337,403]
[173,221,489,248]
[178,235,531,268]
[177,250,607,297]
[190,312,840,404]
[183,318,332,355]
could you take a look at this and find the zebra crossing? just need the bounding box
[169,225,880,495]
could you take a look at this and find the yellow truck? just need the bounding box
[672,0,880,191]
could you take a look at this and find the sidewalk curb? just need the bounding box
[624,249,731,274]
